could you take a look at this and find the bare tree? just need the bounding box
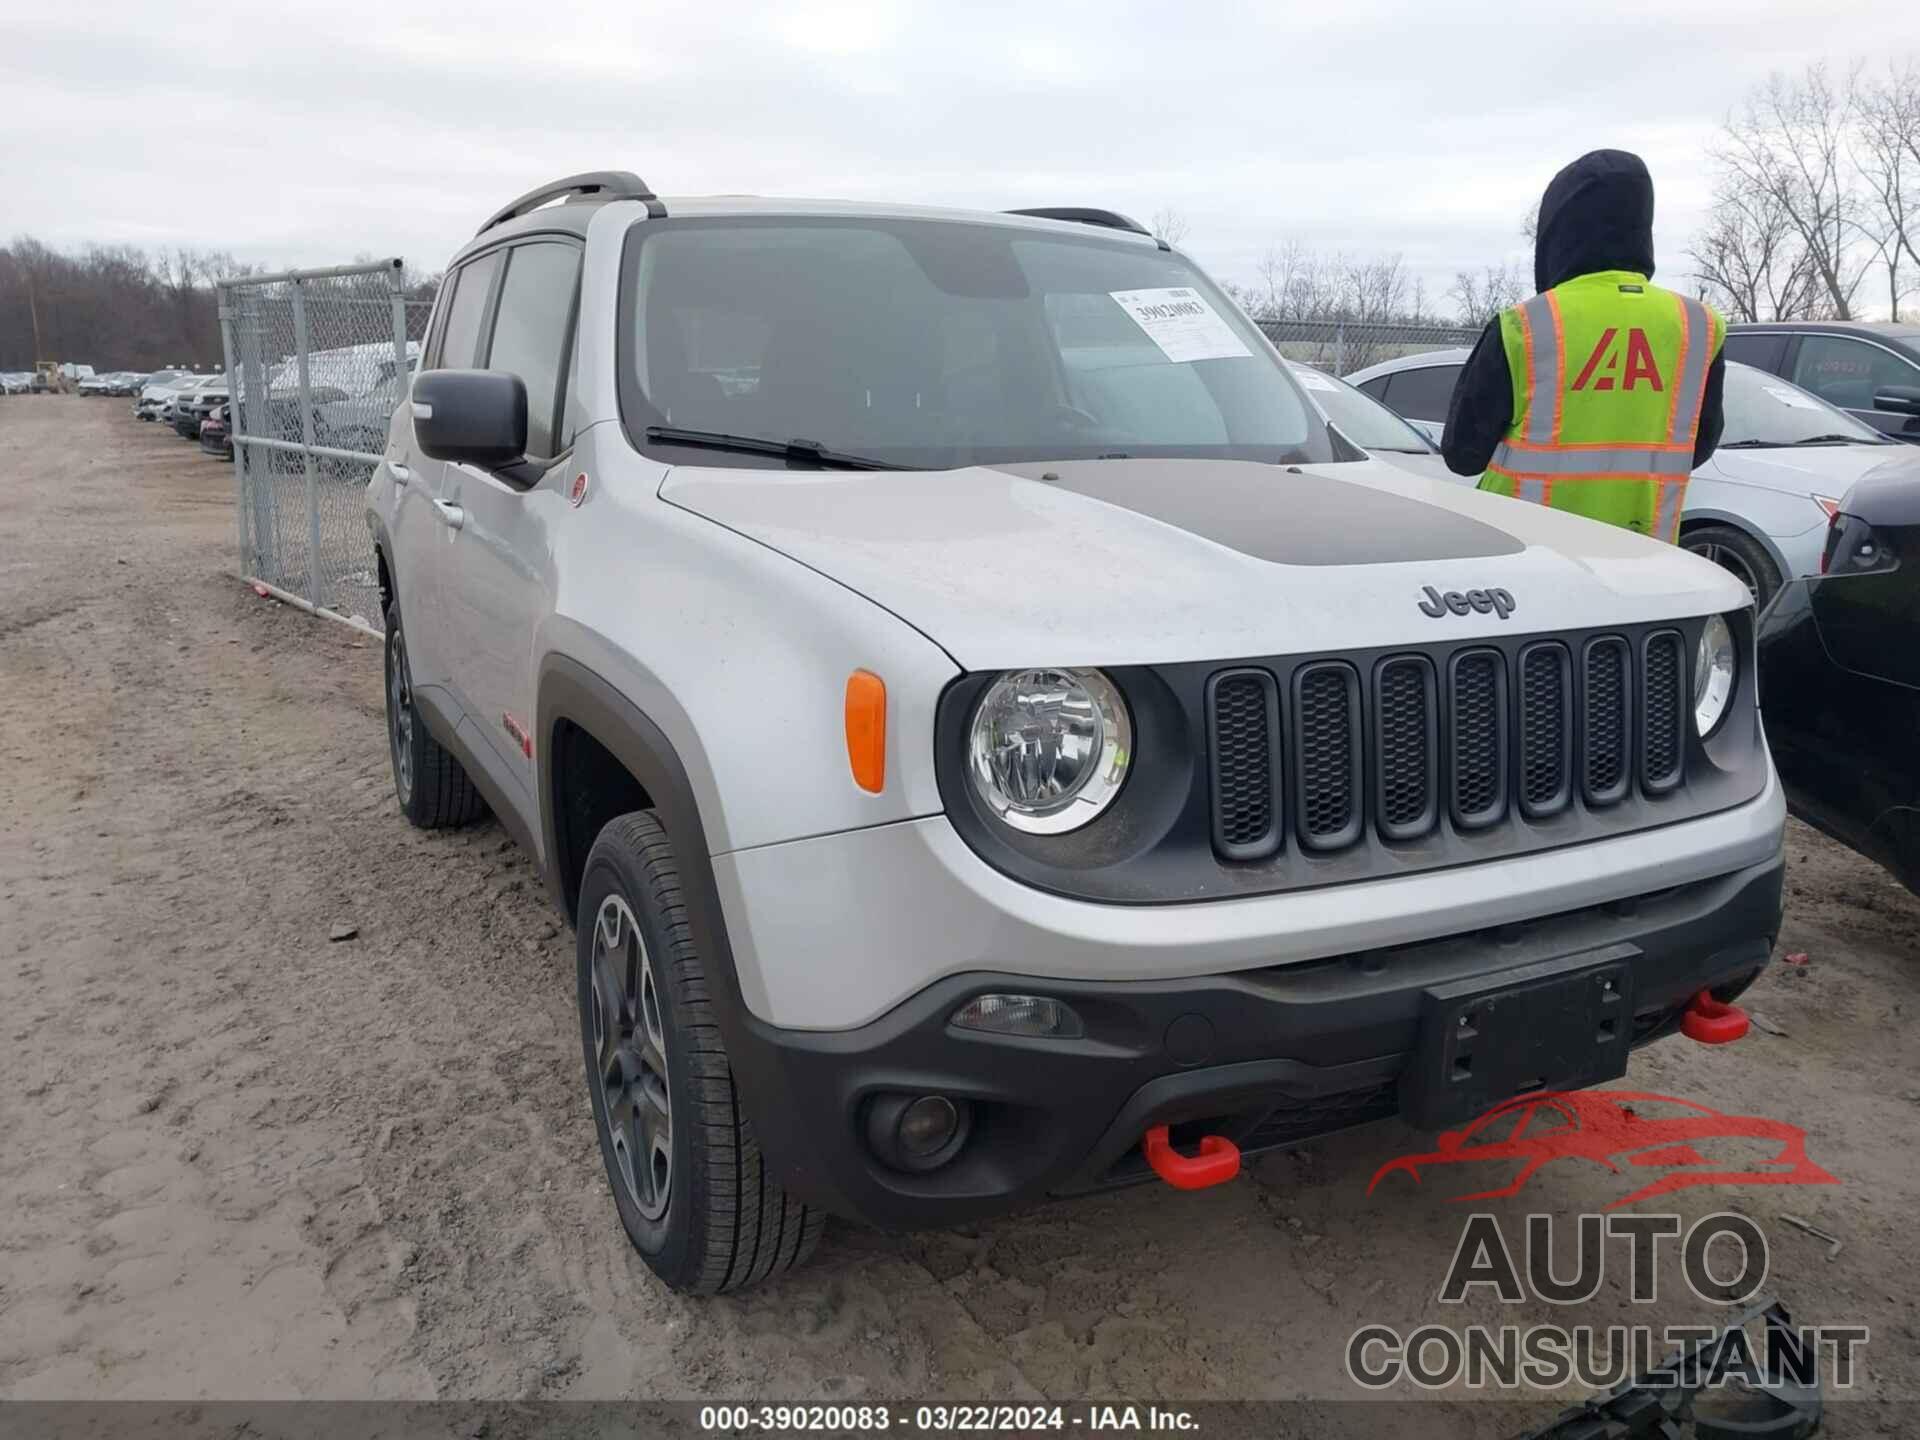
[1715,63,1866,319]
[1854,60,1920,320]
[1688,177,1824,321]
[1149,206,1189,248]
[1448,261,1529,328]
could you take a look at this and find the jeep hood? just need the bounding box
[660,457,1749,669]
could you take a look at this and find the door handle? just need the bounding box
[431,498,465,531]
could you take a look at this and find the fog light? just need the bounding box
[898,1096,959,1157]
[864,1092,973,1174]
[951,993,1084,1039]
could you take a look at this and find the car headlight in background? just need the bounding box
[966,668,1131,834]
[1694,613,1737,737]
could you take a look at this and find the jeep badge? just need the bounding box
[1419,584,1516,620]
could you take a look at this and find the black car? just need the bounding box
[1727,321,1920,444]
[1758,459,1920,892]
[171,387,227,439]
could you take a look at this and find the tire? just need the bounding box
[576,811,824,1294]
[1682,524,1783,609]
[382,601,486,829]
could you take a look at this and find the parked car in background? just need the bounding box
[78,373,117,396]
[1726,321,1920,444]
[1759,462,1920,894]
[170,380,228,438]
[1284,361,1453,482]
[1344,351,1902,608]
[1344,347,1470,445]
[135,371,195,419]
[0,372,33,395]
[199,402,233,460]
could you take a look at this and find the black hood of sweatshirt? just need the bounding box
[1534,149,1656,293]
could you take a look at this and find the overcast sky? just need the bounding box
[8,1,1920,308]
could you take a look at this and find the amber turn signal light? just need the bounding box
[845,670,886,793]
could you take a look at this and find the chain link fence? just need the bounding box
[219,259,432,634]
[1256,318,1479,377]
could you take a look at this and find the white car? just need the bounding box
[1345,351,1918,606]
[368,172,1783,1293]
[1285,361,1454,482]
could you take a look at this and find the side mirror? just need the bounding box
[1872,384,1920,416]
[1437,1129,1462,1152]
[411,369,528,468]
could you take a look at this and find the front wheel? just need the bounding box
[1682,524,1783,610]
[577,811,823,1293]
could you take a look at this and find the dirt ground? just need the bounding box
[2,396,1917,1433]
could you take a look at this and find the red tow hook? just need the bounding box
[1681,990,1750,1045]
[1143,1125,1241,1190]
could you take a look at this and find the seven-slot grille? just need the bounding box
[1207,631,1692,860]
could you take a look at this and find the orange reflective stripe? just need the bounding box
[1663,294,1692,445]
[1515,300,1537,439]
[1497,436,1693,454]
[1542,288,1567,443]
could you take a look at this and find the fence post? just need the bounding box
[291,280,323,611]
[1334,320,1346,377]
[388,259,410,418]
[217,283,250,578]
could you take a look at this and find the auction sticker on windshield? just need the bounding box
[1109,287,1251,363]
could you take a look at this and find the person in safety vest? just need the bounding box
[1442,149,1725,542]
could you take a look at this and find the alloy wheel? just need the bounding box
[589,894,673,1221]
[1685,540,1760,605]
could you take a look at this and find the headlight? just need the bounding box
[1693,613,1737,737]
[966,668,1131,834]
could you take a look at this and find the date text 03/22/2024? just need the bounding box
[698,1404,1200,1432]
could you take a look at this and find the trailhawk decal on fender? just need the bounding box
[1419,584,1517,619]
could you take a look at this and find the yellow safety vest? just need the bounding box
[1478,271,1723,543]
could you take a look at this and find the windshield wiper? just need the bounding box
[1788,433,1883,446]
[644,425,910,470]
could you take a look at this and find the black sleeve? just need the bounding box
[1692,347,1726,468]
[1441,318,1513,477]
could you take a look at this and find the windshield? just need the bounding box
[1288,363,1436,454]
[1721,362,1891,447]
[620,217,1330,469]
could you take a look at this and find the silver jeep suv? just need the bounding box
[368,172,1785,1293]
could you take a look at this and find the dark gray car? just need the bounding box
[1725,321,1920,444]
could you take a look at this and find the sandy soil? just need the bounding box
[2,397,1916,1432]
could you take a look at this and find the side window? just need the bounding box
[434,251,502,371]
[1357,376,1391,402]
[485,241,582,459]
[1791,336,1916,411]
[1723,331,1785,375]
[1384,365,1462,422]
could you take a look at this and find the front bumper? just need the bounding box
[735,852,1784,1228]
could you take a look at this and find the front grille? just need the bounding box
[1642,632,1685,793]
[1373,657,1437,840]
[1518,643,1573,816]
[1293,663,1362,850]
[1206,669,1282,860]
[1206,626,1695,862]
[1583,638,1632,805]
[1448,650,1508,829]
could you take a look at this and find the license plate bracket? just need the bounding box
[1399,944,1637,1131]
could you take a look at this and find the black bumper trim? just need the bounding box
[736,851,1784,1229]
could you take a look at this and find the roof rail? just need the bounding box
[1005,206,1167,248]
[478,171,665,236]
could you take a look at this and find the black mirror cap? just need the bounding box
[412,369,528,466]
[1873,384,1920,416]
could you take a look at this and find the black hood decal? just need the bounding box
[994,460,1524,566]
[1535,149,1656,293]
